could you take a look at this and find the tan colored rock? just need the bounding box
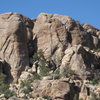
[33,13,68,66]
[19,71,33,81]
[42,76,53,80]
[31,80,70,99]
[60,47,74,73]
[79,84,89,100]
[60,45,100,79]
[33,13,91,67]
[0,13,34,82]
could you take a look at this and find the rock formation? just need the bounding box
[0,13,34,82]
[0,12,100,100]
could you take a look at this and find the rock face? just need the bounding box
[31,79,77,100]
[0,12,100,100]
[83,24,100,49]
[33,13,87,67]
[33,13,100,68]
[60,45,100,79]
[0,13,34,82]
[33,13,68,66]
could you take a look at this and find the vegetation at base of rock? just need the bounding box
[33,50,44,62]
[0,72,16,98]
[53,68,60,75]
[33,50,50,76]
[79,98,83,100]
[62,66,75,77]
[90,77,100,85]
[20,80,31,88]
[30,73,41,81]
[20,73,41,95]
[93,49,100,52]
[42,95,52,100]
[22,86,32,94]
[3,89,16,99]
[20,80,32,94]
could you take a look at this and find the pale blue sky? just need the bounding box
[0,0,100,29]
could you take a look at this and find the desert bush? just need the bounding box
[33,49,44,62]
[43,95,52,100]
[20,73,41,94]
[62,66,75,77]
[0,72,16,98]
[93,49,100,52]
[20,79,32,95]
[90,77,99,85]
[79,98,83,100]
[33,50,50,77]
[22,86,32,94]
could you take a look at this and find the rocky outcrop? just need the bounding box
[33,13,68,67]
[82,24,100,49]
[60,45,100,79]
[0,13,34,82]
[33,13,100,68]
[0,12,100,100]
[31,79,78,100]
[33,13,86,67]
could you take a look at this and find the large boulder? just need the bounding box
[0,13,34,82]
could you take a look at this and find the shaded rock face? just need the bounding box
[82,24,100,49]
[0,13,34,82]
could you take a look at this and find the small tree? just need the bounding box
[33,50,50,77]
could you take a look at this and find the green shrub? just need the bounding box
[33,49,44,62]
[33,50,50,77]
[0,72,6,84]
[22,86,32,94]
[43,95,52,100]
[39,61,50,76]
[93,49,100,52]
[90,77,99,85]
[20,79,32,94]
[62,66,75,77]
[20,80,31,88]
[79,98,83,100]
[20,74,41,95]
[29,73,41,82]
[0,72,16,98]
[4,89,16,99]
[53,69,60,75]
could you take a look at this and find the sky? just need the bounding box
[0,0,100,29]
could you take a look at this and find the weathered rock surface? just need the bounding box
[0,12,100,100]
[0,13,34,82]
[31,79,78,100]
[60,45,100,79]
[82,24,100,49]
[33,13,100,69]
